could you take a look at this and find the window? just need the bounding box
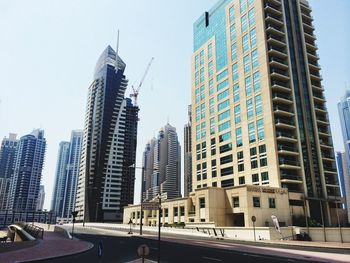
[251,160,258,169]
[208,43,213,59]
[269,198,276,209]
[196,124,200,141]
[219,132,231,142]
[218,99,230,111]
[248,122,256,143]
[217,69,228,82]
[243,55,251,74]
[255,95,262,116]
[250,28,257,47]
[232,63,239,82]
[238,163,244,172]
[217,79,229,91]
[243,34,249,53]
[241,15,248,33]
[237,151,244,159]
[209,97,214,115]
[180,206,185,216]
[212,170,217,177]
[261,171,269,181]
[252,49,258,69]
[248,8,255,27]
[174,207,178,216]
[229,6,235,22]
[234,105,241,124]
[199,198,205,208]
[233,84,240,102]
[236,128,242,147]
[200,85,205,101]
[252,173,259,183]
[220,143,232,153]
[195,71,199,86]
[195,54,199,70]
[165,209,169,217]
[230,24,237,42]
[200,67,205,83]
[233,197,240,208]
[239,176,245,185]
[219,120,231,132]
[240,0,247,13]
[222,179,234,188]
[209,79,214,95]
[253,71,261,92]
[247,98,254,119]
[245,76,252,97]
[218,89,229,101]
[257,119,265,140]
[253,197,260,208]
[231,44,237,61]
[210,117,215,135]
[220,166,233,176]
[200,103,205,120]
[259,144,266,153]
[200,50,204,65]
[208,61,213,78]
[220,154,233,165]
[218,110,230,121]
[259,144,267,167]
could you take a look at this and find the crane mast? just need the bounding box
[131,57,154,106]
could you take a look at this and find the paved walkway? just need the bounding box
[0,225,93,263]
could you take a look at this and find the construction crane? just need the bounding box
[130,57,154,106]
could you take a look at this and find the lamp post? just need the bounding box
[129,164,158,236]
[156,194,162,263]
[71,211,78,240]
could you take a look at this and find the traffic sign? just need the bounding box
[142,202,160,210]
[251,216,256,222]
[137,244,150,257]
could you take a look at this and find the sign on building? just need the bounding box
[141,202,160,210]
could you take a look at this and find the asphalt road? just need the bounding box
[35,227,325,263]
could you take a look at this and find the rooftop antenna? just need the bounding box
[116,29,120,58]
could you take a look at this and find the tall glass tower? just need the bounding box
[8,130,46,211]
[75,45,139,222]
[191,0,340,226]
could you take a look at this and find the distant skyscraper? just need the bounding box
[36,185,45,211]
[336,152,349,216]
[8,130,46,211]
[0,133,18,210]
[338,91,350,221]
[184,105,192,197]
[51,130,83,219]
[142,124,181,201]
[75,45,139,222]
[191,0,339,225]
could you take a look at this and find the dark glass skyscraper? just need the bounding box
[0,133,18,210]
[8,130,46,211]
[75,45,138,222]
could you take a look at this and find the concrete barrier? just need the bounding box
[54,225,72,239]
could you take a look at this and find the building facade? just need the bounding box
[338,91,350,222]
[184,105,193,197]
[142,124,181,201]
[75,45,138,222]
[191,0,339,226]
[0,134,18,210]
[36,185,45,211]
[51,130,83,220]
[8,130,46,212]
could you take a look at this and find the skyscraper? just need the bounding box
[8,129,46,211]
[337,90,350,222]
[191,0,340,226]
[36,185,45,211]
[51,130,83,219]
[0,133,18,210]
[184,105,192,197]
[142,124,181,201]
[75,45,139,222]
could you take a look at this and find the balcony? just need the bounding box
[267,36,286,48]
[266,25,285,38]
[323,165,337,174]
[265,3,282,17]
[310,72,322,81]
[271,69,290,82]
[313,93,326,103]
[312,84,323,93]
[316,117,329,126]
[276,132,297,143]
[303,22,314,32]
[271,80,290,92]
[318,128,330,137]
[274,105,294,117]
[278,145,299,156]
[272,93,292,104]
[275,118,295,129]
[266,15,283,27]
[307,52,319,62]
[322,153,335,161]
[280,173,303,183]
[269,57,288,70]
[268,46,287,59]
[266,0,281,6]
[301,12,313,23]
[279,159,301,169]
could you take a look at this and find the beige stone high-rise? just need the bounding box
[191,0,341,226]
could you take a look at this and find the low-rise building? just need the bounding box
[124,185,291,227]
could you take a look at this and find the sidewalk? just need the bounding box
[0,224,93,263]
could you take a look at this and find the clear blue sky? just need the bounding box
[0,0,349,210]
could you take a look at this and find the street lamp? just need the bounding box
[129,164,158,236]
[71,211,78,240]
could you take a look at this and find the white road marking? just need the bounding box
[202,256,223,262]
